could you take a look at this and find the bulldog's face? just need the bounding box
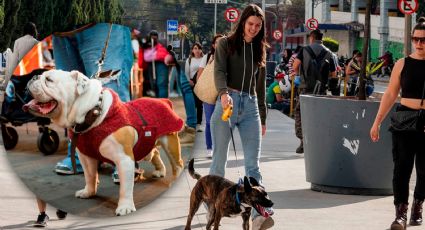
[23,69,92,127]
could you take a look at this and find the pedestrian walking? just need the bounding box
[208,4,274,229]
[370,17,425,230]
[197,34,224,158]
[291,29,336,154]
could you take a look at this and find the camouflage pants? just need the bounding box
[294,90,310,141]
[294,94,303,141]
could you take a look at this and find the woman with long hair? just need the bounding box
[370,17,425,230]
[185,42,204,131]
[209,4,274,229]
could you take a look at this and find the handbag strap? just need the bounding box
[421,79,425,106]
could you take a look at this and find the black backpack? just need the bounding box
[303,46,330,94]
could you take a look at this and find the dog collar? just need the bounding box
[73,90,104,133]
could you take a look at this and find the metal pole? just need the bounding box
[214,3,217,35]
[312,0,314,18]
[404,14,412,56]
[262,0,265,13]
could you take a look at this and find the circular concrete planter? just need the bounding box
[300,95,395,195]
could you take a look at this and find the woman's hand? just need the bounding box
[261,125,266,136]
[370,123,380,142]
[189,80,195,87]
[221,93,232,110]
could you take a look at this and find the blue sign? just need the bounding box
[167,20,178,35]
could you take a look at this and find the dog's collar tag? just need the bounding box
[144,131,152,137]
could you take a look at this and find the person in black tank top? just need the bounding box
[370,17,425,230]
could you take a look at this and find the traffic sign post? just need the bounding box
[167,20,178,35]
[398,0,418,15]
[225,8,240,23]
[306,18,319,30]
[205,0,227,35]
[272,30,282,41]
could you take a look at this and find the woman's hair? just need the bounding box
[294,46,302,54]
[412,17,425,35]
[189,42,203,65]
[209,34,224,56]
[284,49,292,61]
[227,4,269,67]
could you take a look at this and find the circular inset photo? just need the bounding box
[1,22,194,217]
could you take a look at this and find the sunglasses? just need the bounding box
[412,37,425,44]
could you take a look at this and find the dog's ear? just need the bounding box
[244,176,252,193]
[71,70,90,95]
[249,177,260,187]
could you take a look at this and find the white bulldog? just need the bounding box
[24,69,184,216]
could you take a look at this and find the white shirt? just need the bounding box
[199,54,208,69]
[185,56,203,81]
[13,35,38,61]
[131,39,139,56]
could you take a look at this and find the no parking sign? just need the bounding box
[398,0,419,15]
[225,8,240,23]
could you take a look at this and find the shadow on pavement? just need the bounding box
[269,189,389,209]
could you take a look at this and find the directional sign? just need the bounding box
[167,20,178,35]
[225,7,240,23]
[398,0,418,15]
[273,30,282,41]
[178,24,188,33]
[204,0,227,3]
[306,18,319,30]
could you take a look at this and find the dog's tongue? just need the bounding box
[255,204,270,218]
[23,99,56,114]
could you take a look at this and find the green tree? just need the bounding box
[0,0,123,51]
[0,0,4,29]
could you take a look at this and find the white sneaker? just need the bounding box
[196,124,203,132]
[169,91,179,98]
[207,150,213,158]
[252,216,274,230]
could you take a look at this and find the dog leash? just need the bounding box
[94,23,113,79]
[222,105,242,180]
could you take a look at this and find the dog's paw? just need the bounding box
[172,166,183,176]
[75,188,95,198]
[151,170,166,178]
[115,203,136,216]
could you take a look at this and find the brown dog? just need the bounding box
[185,159,274,230]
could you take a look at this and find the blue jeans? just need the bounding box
[177,69,197,128]
[154,62,169,98]
[203,102,215,150]
[209,91,262,183]
[169,66,181,95]
[52,23,133,102]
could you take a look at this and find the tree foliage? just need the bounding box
[323,37,339,52]
[0,0,123,51]
[0,0,4,29]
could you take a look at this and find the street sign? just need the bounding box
[167,20,178,35]
[204,0,227,3]
[306,18,319,30]
[225,7,240,23]
[178,24,188,33]
[398,0,418,15]
[273,30,282,41]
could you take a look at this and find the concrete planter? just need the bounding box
[300,95,395,195]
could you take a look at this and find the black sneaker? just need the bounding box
[34,213,49,227]
[56,209,67,220]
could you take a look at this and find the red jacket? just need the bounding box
[72,89,183,164]
[138,43,170,70]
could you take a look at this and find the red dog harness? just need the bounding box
[71,89,183,164]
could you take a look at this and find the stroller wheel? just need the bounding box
[37,128,59,155]
[1,126,18,150]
